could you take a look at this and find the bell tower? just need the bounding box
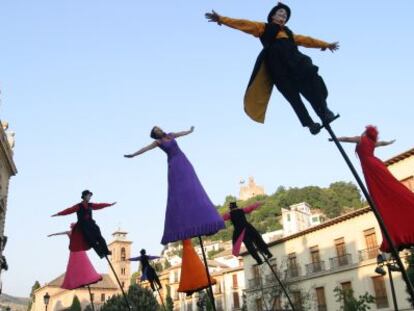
[108,228,133,290]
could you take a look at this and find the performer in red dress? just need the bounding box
[333,125,414,252]
[48,224,102,290]
[52,190,117,258]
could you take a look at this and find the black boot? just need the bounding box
[322,109,337,124]
[308,122,321,135]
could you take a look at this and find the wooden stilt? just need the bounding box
[105,255,132,310]
[87,286,95,311]
[198,236,217,311]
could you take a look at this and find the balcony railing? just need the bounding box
[248,278,261,289]
[305,261,326,275]
[317,305,327,311]
[358,247,379,262]
[285,265,301,279]
[329,254,352,269]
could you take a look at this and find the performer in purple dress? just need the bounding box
[124,126,225,244]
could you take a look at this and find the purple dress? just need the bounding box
[159,135,225,244]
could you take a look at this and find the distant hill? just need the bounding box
[212,181,365,241]
[0,293,29,311]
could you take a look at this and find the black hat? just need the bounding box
[229,202,238,209]
[267,2,291,23]
[81,190,93,199]
[140,249,146,255]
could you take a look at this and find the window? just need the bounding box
[101,293,106,302]
[252,265,260,283]
[364,228,378,259]
[121,282,125,288]
[335,238,348,266]
[121,247,126,261]
[272,296,281,310]
[310,246,321,272]
[372,276,389,308]
[341,282,353,304]
[121,268,126,275]
[292,291,303,311]
[255,298,263,311]
[287,214,291,221]
[90,293,94,302]
[315,287,327,311]
[233,292,240,309]
[288,253,299,277]
[232,274,238,289]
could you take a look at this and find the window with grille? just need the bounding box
[372,276,389,308]
[315,287,327,311]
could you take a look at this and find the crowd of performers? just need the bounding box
[47,1,414,308]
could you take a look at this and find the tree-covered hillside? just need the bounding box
[212,181,364,241]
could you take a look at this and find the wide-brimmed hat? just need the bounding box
[267,2,291,23]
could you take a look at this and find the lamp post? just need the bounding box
[375,253,400,311]
[43,292,50,311]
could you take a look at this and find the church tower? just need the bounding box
[108,228,133,290]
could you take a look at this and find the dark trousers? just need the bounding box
[81,221,111,258]
[243,227,272,264]
[275,73,329,127]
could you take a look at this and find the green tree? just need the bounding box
[100,284,159,311]
[130,271,140,286]
[27,280,41,311]
[334,286,375,311]
[69,295,81,311]
[406,250,414,307]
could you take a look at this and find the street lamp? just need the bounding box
[43,292,50,311]
[376,253,401,311]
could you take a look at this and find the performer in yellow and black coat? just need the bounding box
[206,2,339,135]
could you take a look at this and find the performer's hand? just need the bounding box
[124,154,134,158]
[51,213,58,217]
[190,126,195,132]
[388,139,396,145]
[110,202,117,206]
[328,138,334,142]
[323,42,339,52]
[205,10,221,25]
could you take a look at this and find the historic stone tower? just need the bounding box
[108,228,133,290]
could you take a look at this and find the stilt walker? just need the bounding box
[222,202,296,310]
[326,124,414,301]
[124,126,225,310]
[129,249,166,310]
[52,190,132,310]
[206,2,339,135]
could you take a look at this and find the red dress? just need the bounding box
[61,231,102,290]
[356,135,414,252]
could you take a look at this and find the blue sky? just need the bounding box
[1,0,413,297]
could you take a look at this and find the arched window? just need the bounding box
[121,247,126,261]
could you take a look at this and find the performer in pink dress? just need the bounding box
[48,224,102,290]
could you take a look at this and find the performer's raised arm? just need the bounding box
[294,34,339,52]
[329,136,361,144]
[242,202,264,214]
[376,139,396,147]
[47,231,70,237]
[124,141,158,158]
[51,204,80,217]
[129,256,142,262]
[172,126,194,139]
[90,202,116,210]
[205,10,265,38]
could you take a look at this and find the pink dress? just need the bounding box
[61,231,102,290]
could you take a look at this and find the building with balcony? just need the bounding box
[241,146,414,311]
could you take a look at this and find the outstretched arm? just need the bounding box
[124,141,158,158]
[329,136,361,144]
[205,10,265,38]
[171,126,194,139]
[294,34,339,52]
[91,202,117,210]
[222,212,231,221]
[47,231,70,237]
[129,256,142,262]
[51,204,80,217]
[376,139,396,147]
[243,202,264,214]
